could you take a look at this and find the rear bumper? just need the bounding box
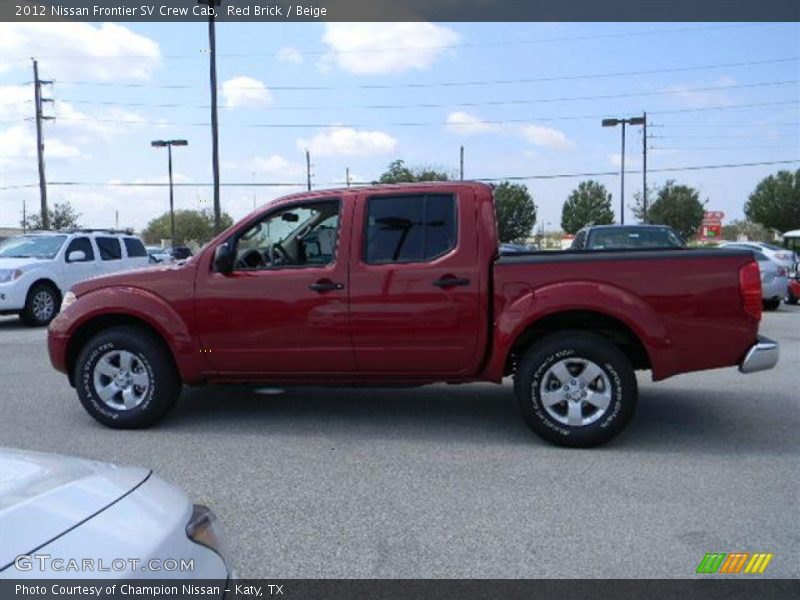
[739,335,779,374]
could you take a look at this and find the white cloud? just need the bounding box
[276,47,303,65]
[608,153,643,169]
[298,126,397,157]
[0,125,84,169]
[252,154,305,178]
[0,23,160,80]
[518,124,573,150]
[321,23,460,74]
[446,112,500,135]
[222,76,273,108]
[666,76,737,108]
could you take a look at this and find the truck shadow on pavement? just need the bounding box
[159,382,797,455]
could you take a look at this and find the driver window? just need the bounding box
[234,200,340,271]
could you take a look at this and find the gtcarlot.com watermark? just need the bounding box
[14,553,194,573]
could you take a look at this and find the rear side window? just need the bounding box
[364,194,457,264]
[572,230,587,249]
[96,237,122,261]
[123,237,147,258]
[65,237,95,262]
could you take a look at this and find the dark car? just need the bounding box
[170,246,193,260]
[571,225,686,250]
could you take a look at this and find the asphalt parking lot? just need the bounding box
[1,306,798,579]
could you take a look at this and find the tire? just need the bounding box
[20,282,59,327]
[785,290,798,305]
[763,298,781,311]
[75,326,181,428]
[513,331,637,448]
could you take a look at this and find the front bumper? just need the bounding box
[739,335,779,374]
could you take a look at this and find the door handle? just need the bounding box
[309,280,344,292]
[433,277,470,288]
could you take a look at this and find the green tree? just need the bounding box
[142,209,233,245]
[635,180,706,240]
[22,201,81,231]
[560,180,614,234]
[377,159,451,183]
[721,219,772,243]
[744,169,800,233]
[494,181,537,243]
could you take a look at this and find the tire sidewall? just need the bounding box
[76,329,176,428]
[516,334,637,447]
[23,284,58,326]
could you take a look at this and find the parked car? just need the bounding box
[170,246,194,260]
[48,182,778,448]
[0,230,149,326]
[723,244,788,310]
[146,245,173,264]
[0,447,230,579]
[571,224,686,250]
[499,243,531,254]
[785,276,800,305]
[720,241,796,276]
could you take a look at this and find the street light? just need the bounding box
[151,139,188,246]
[602,116,645,225]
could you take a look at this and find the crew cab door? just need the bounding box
[348,188,483,375]
[194,198,355,376]
[61,236,99,291]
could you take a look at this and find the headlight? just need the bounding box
[0,269,22,283]
[186,504,229,568]
[60,291,77,311]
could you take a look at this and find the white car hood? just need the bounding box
[0,257,49,270]
[0,448,149,570]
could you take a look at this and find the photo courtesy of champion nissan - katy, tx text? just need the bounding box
[46,182,780,447]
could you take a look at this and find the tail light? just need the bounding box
[739,261,762,321]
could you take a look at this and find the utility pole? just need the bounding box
[345,167,351,187]
[32,59,54,230]
[22,199,27,233]
[459,146,464,180]
[198,0,222,234]
[642,111,648,223]
[115,210,119,230]
[305,149,312,191]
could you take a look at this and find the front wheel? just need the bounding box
[20,283,59,326]
[75,326,181,428]
[785,289,798,305]
[763,298,781,311]
[513,331,638,447]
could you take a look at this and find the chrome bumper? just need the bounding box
[739,336,780,374]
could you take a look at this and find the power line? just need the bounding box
[54,79,800,112]
[54,56,798,91]
[2,158,794,191]
[9,23,783,62]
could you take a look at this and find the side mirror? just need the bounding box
[214,243,234,275]
[67,250,87,263]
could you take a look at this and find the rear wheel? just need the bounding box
[20,283,59,327]
[75,326,181,428]
[763,298,781,311]
[786,289,798,305]
[513,331,637,447]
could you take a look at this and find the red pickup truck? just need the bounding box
[48,182,779,447]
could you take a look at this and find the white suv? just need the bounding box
[0,230,149,326]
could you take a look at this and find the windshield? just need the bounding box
[0,235,67,259]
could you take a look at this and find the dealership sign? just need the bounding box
[699,211,725,241]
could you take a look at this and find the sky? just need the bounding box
[0,21,798,232]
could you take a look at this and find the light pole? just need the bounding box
[151,139,188,246]
[602,115,645,225]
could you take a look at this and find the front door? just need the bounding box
[62,236,100,291]
[194,198,355,376]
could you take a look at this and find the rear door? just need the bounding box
[94,236,124,275]
[348,189,482,375]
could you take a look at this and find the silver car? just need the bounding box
[725,245,789,310]
[0,448,231,580]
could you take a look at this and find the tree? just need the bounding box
[494,182,537,243]
[744,169,800,233]
[560,180,614,234]
[377,159,451,183]
[22,201,81,231]
[721,219,772,243]
[142,209,233,245]
[634,180,705,240]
